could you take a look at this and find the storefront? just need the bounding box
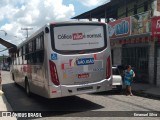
[72,0,160,86]
[109,11,158,84]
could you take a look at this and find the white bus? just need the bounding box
[10,21,112,98]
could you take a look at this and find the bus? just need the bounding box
[10,21,112,98]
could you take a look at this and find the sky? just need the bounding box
[0,0,110,55]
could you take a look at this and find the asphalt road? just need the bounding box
[1,71,160,120]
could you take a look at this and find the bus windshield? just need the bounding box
[51,24,107,54]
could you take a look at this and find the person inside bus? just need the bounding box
[124,65,135,96]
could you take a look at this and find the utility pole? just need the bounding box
[21,27,33,38]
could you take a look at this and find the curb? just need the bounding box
[132,90,160,100]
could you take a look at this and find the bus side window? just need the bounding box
[25,44,29,54]
[32,53,37,64]
[36,37,40,50]
[29,41,33,53]
[23,46,25,55]
[14,53,16,65]
[23,55,27,64]
[36,50,44,64]
[40,35,44,49]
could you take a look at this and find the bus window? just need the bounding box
[36,37,41,50]
[51,24,106,54]
[28,41,33,53]
[36,50,44,63]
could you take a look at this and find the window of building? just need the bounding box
[134,4,137,14]
[126,8,128,17]
[144,1,148,12]
[122,45,149,83]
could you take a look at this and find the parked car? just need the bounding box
[112,66,123,91]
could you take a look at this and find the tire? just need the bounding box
[116,85,123,92]
[12,73,15,81]
[25,79,31,97]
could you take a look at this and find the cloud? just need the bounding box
[0,0,110,55]
[0,0,76,55]
[0,0,75,43]
[77,0,110,7]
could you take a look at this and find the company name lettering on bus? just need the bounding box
[58,34,72,39]
[73,33,84,40]
[78,73,90,79]
[76,58,94,66]
[86,33,102,38]
[57,33,102,40]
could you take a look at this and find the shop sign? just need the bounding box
[152,16,160,36]
[111,36,152,46]
[108,17,131,38]
[131,11,151,35]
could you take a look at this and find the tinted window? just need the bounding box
[50,23,107,54]
[112,68,120,75]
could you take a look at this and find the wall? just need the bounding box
[112,45,122,65]
[156,46,160,86]
[117,0,147,19]
[153,0,160,16]
[148,42,155,84]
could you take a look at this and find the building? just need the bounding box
[0,38,17,70]
[72,0,160,87]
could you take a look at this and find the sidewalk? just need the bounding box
[132,83,160,99]
[0,85,17,120]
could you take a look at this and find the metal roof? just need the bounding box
[0,38,17,53]
[72,0,134,20]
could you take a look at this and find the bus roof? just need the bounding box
[17,21,106,48]
[50,21,106,25]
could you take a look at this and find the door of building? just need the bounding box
[122,44,149,83]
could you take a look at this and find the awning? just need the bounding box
[0,38,17,53]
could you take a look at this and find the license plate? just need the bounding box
[77,86,93,91]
